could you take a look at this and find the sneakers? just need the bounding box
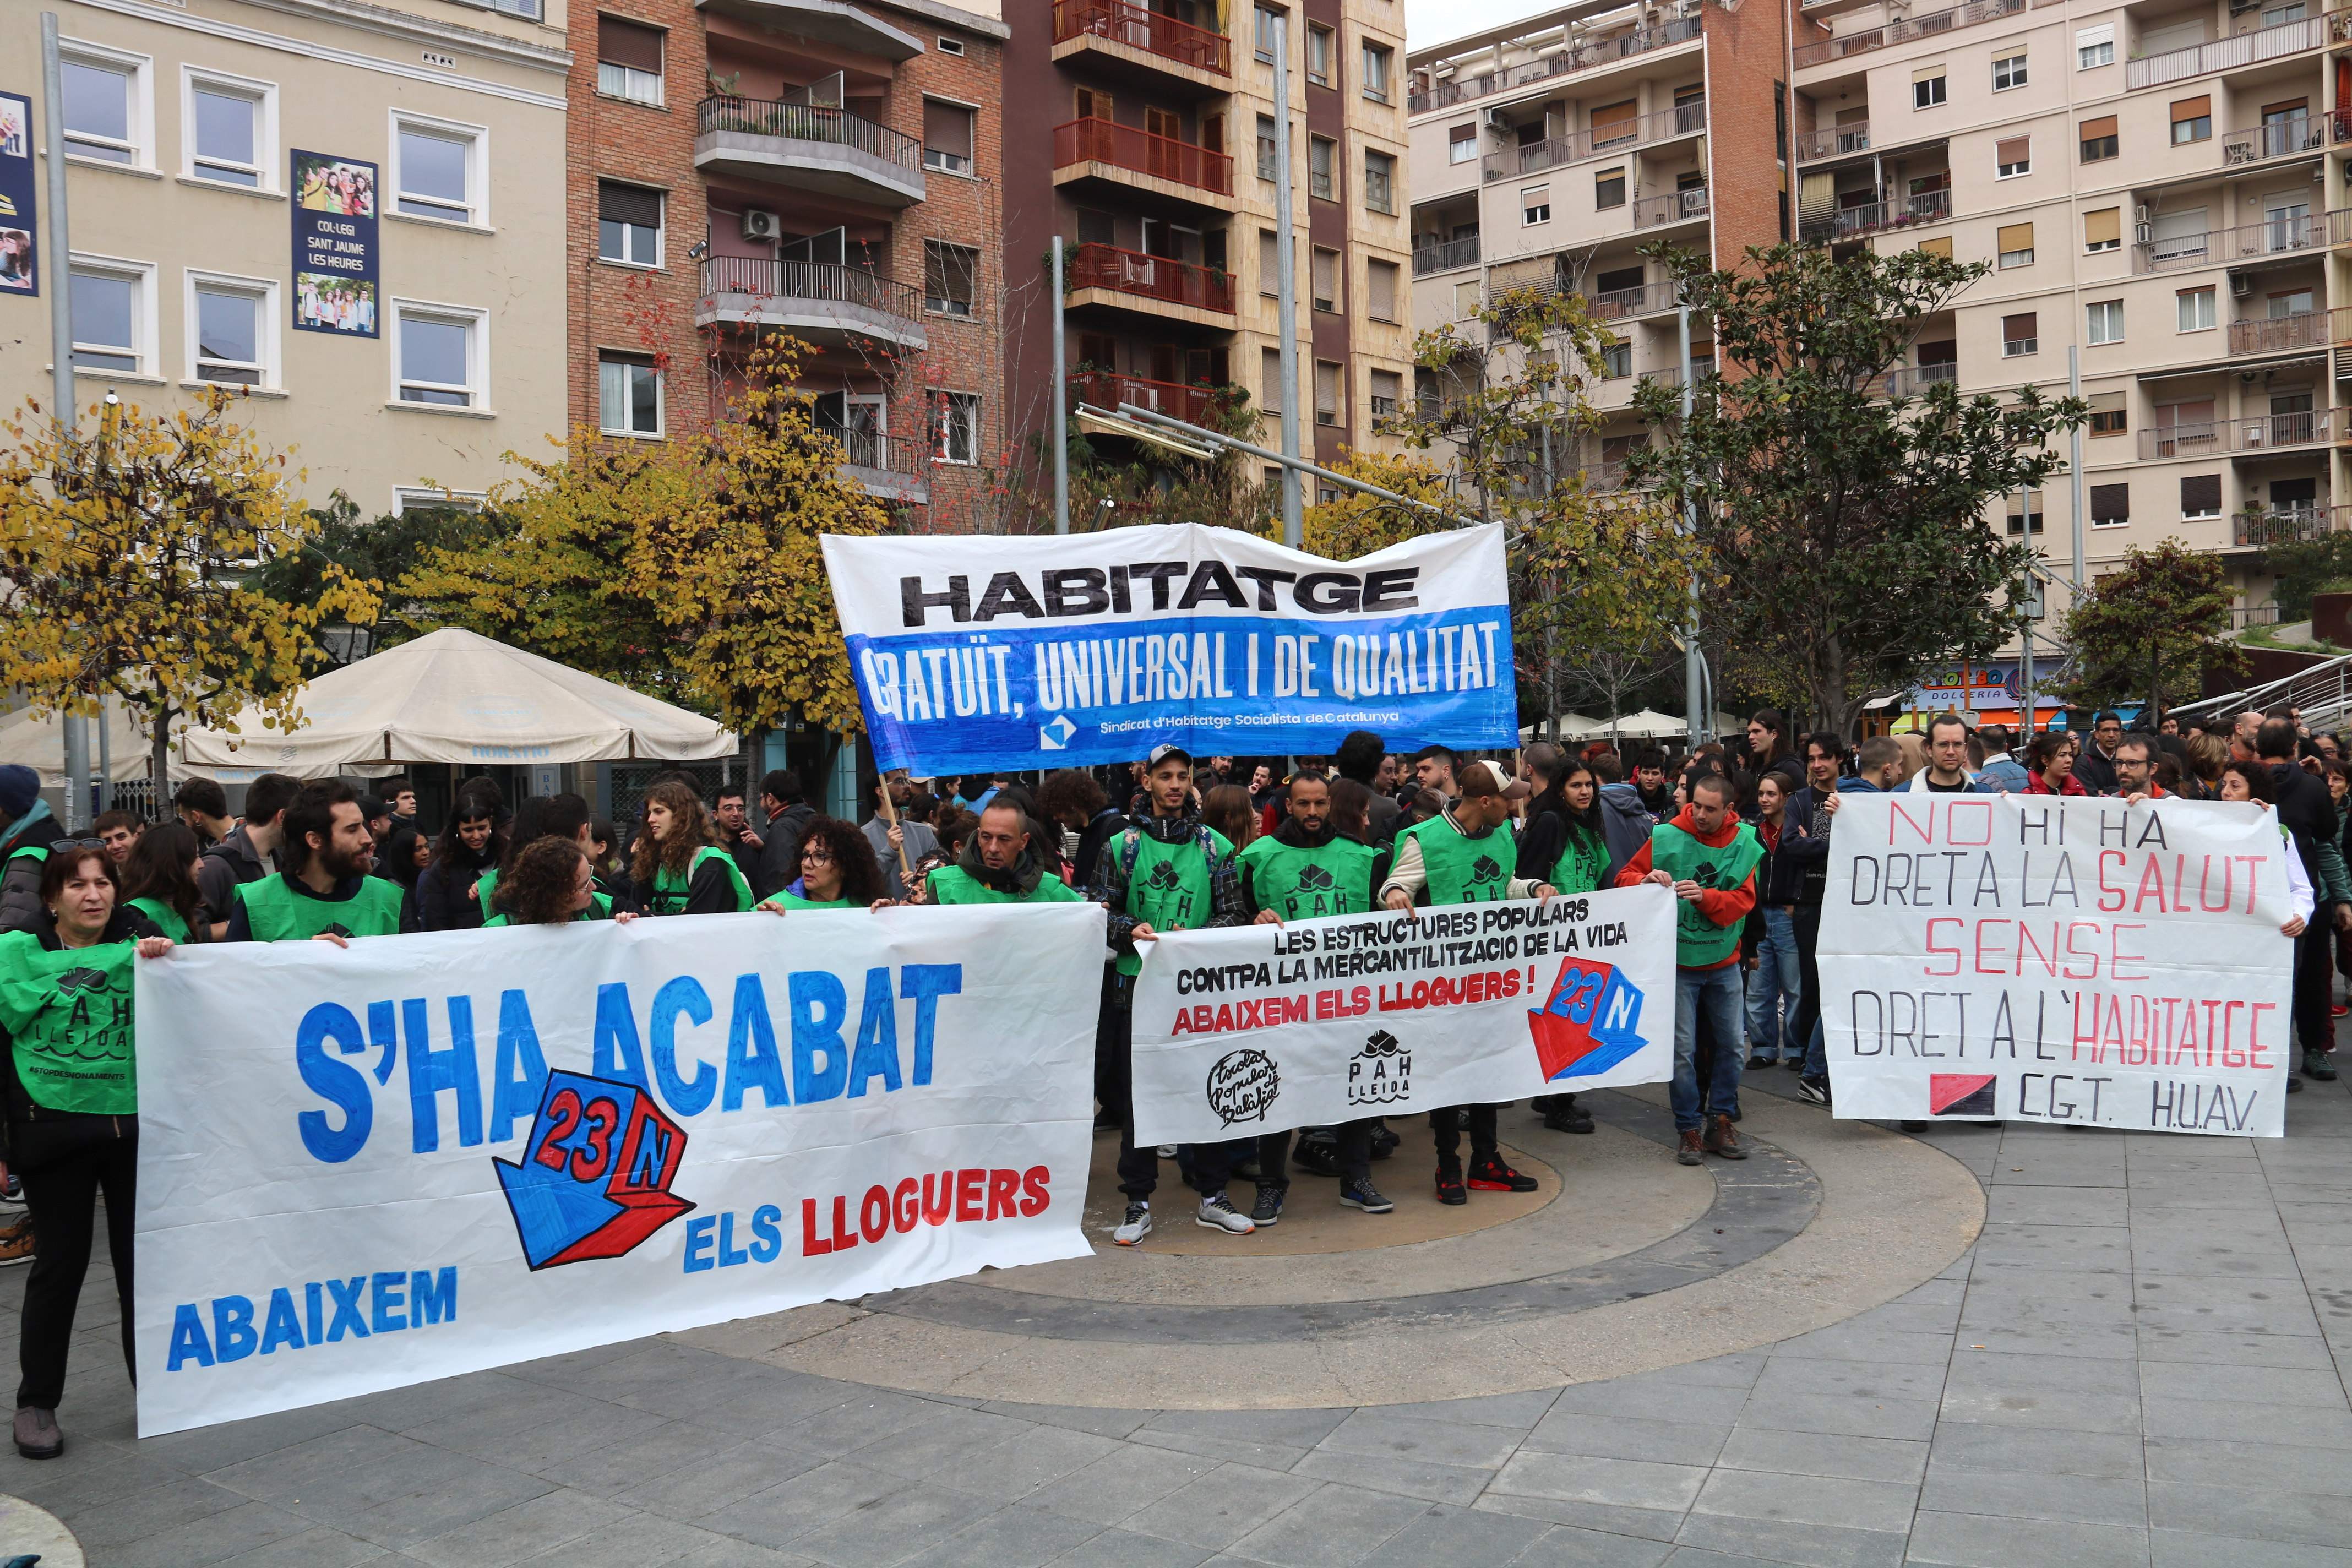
[0,1217,31,1267]
[1368,1122,1400,1161]
[1703,1114,1749,1160]
[2335,1003,2349,1019]
[1290,1130,1342,1178]
[1542,1095,1595,1135]
[1250,1185,1285,1226]
[1676,1128,1705,1166]
[1746,1051,1777,1069]
[1339,1178,1393,1213]
[1197,1193,1256,1234]
[1113,1202,1153,1246]
[1783,1057,1806,1073]
[1468,1155,1539,1193]
[1796,1075,1832,1107]
[1155,1145,1177,1158]
[1434,1167,1467,1205]
[13,1406,60,1460]
[2306,1049,2339,1082]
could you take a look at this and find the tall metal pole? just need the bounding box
[1678,303,1703,748]
[1051,236,1069,535]
[42,13,90,831]
[2067,346,2086,594]
[1272,14,1303,547]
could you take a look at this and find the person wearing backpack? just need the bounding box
[189,771,300,940]
[632,781,754,916]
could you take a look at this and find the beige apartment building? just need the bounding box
[0,0,570,517]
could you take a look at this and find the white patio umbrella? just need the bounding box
[0,698,187,785]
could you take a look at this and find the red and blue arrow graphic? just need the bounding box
[494,1071,696,1270]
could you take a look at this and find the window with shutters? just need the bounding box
[1261,346,1284,410]
[1448,122,1477,164]
[923,99,975,175]
[1367,258,1398,322]
[597,18,663,105]
[2177,286,2216,331]
[2002,312,2037,356]
[1316,360,1341,425]
[1917,236,1954,258]
[1260,229,1281,296]
[1913,67,1946,109]
[2084,207,2121,253]
[2171,96,2211,144]
[597,182,661,266]
[1992,52,2027,91]
[1591,99,1638,146]
[2006,491,2045,534]
[1522,184,1550,224]
[1312,247,1338,312]
[1595,167,1626,209]
[2180,475,2222,519]
[1995,135,2030,177]
[2077,24,2114,68]
[1364,149,1394,213]
[2086,300,2124,345]
[1370,369,1401,418]
[924,241,977,317]
[1257,116,1277,180]
[2088,391,2126,435]
[2090,483,2130,526]
[2079,116,2117,162]
[1997,222,2034,268]
[1310,135,1336,199]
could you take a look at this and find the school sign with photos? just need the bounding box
[1818,792,2297,1137]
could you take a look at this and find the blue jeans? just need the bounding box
[1744,907,1803,1058]
[1674,965,1746,1131]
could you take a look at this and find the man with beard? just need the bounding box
[924,801,1084,905]
[1236,772,1395,1219]
[224,781,409,941]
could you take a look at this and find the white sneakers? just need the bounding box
[1114,1202,1153,1246]
[1196,1193,1257,1234]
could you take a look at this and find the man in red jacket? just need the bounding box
[1614,772,1762,1165]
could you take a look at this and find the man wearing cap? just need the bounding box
[1091,744,1254,1245]
[1380,759,1553,1206]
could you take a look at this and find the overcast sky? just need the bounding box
[1406,0,1557,52]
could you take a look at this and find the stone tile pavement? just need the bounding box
[13,1071,2352,1566]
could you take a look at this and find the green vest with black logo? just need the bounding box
[236,874,407,941]
[647,846,754,916]
[1549,823,1610,897]
[1396,814,1512,906]
[1649,820,1766,967]
[475,869,499,922]
[0,932,137,1115]
[1236,834,1381,920]
[925,865,1084,905]
[126,896,193,945]
[483,892,613,928]
[1116,825,1232,976]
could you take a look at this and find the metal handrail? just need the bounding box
[1795,121,1873,161]
[1413,236,1481,275]
[2234,504,2350,547]
[1067,242,1235,312]
[1487,98,1706,181]
[699,257,925,324]
[821,424,926,476]
[1409,12,1700,113]
[1632,186,1710,226]
[1066,371,1218,423]
[696,95,921,171]
[2138,407,2334,458]
[2221,114,2327,166]
[1587,280,1676,320]
[1052,117,1233,195]
[2173,650,2352,725]
[2228,311,2333,355]
[2126,15,2327,91]
[1793,0,2023,69]
[1799,188,1952,242]
[1052,0,1230,73]
[2133,212,2331,272]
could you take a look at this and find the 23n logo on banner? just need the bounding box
[493,1071,695,1270]
[1528,957,1647,1081]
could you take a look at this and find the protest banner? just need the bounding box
[132,903,1105,1436]
[1818,792,2295,1136]
[1130,886,1676,1145]
[821,522,1516,775]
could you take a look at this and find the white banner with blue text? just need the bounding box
[132,903,1105,1435]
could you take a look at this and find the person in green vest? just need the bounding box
[633,780,754,917]
[225,781,410,944]
[1380,760,1557,1207]
[0,840,176,1458]
[484,836,617,927]
[1521,753,1614,1136]
[1237,771,1395,1221]
[1092,744,1253,1246]
[0,764,58,935]
[924,801,1085,906]
[118,820,211,947]
[758,816,890,912]
[1614,769,1763,1166]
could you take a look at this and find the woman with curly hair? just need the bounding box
[631,780,753,916]
[759,815,887,910]
[487,837,616,927]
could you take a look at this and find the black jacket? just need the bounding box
[416,844,498,932]
[2073,743,2120,796]
[1781,785,1837,905]
[1754,818,1809,907]
[2272,760,2339,899]
[194,824,276,932]
[0,803,57,935]
[753,802,816,900]
[1073,807,1128,908]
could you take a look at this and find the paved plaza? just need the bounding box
[10,1065,2352,1567]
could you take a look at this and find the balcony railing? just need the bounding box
[1588,280,1677,320]
[1067,243,1235,313]
[1408,12,1700,113]
[2235,506,2348,547]
[1793,0,2022,69]
[1413,236,1481,275]
[2229,310,2333,356]
[2126,15,2326,91]
[1053,117,1232,195]
[2233,601,2285,626]
[2139,408,2335,459]
[1800,188,1953,243]
[1633,185,1710,227]
[1795,121,1873,161]
[1487,99,1706,180]
[696,95,922,173]
[1870,360,1959,398]
[700,257,925,327]
[1052,0,1229,73]
[1642,357,1716,387]
[821,426,925,480]
[2222,115,2327,166]
[1068,371,1218,424]
[2133,211,2330,273]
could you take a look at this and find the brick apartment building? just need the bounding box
[569,0,1008,527]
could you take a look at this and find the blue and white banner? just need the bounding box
[821,523,1517,775]
[132,903,1105,1434]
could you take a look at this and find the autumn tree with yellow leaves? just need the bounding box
[0,389,379,787]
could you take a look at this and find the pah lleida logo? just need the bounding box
[1527,958,1648,1081]
[1468,854,1505,892]
[1145,860,1184,892]
[494,1070,695,1269]
[1348,1028,1412,1107]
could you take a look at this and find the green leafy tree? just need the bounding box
[257,491,496,665]
[2055,540,2243,721]
[2253,531,2352,623]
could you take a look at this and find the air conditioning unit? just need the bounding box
[2231,271,2253,296]
[742,208,782,242]
[2133,204,2152,226]
[2136,222,2154,244]
[1485,108,1511,133]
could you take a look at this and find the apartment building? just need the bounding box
[1000,0,1415,482]
[0,0,569,515]
[575,0,1006,524]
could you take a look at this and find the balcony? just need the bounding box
[2228,310,2334,357]
[822,427,929,505]
[695,96,923,207]
[1067,243,1235,317]
[1795,121,1875,162]
[2133,211,2331,274]
[2221,115,2327,167]
[2139,407,2336,460]
[1869,360,1959,398]
[2235,504,2349,547]
[1800,188,1952,243]
[2125,15,2326,91]
[695,258,927,350]
[696,0,921,60]
[1413,236,1480,275]
[1052,0,1229,83]
[1069,371,1218,424]
[1793,0,2022,70]
[1487,99,1706,180]
[1588,280,1678,320]
[1408,12,1700,114]
[1632,186,1709,227]
[1053,117,1232,198]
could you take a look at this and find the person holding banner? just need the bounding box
[755,818,888,911]
[225,783,409,944]
[635,781,755,916]
[924,801,1086,906]
[119,822,210,947]
[484,838,616,925]
[0,841,177,1459]
[1614,772,1762,1166]
[1380,761,1553,1206]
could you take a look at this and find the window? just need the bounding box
[1260,228,1281,295]
[1599,338,1631,377]
[393,118,482,225]
[2180,475,2222,519]
[1370,368,1401,417]
[1310,135,1335,200]
[1312,246,1338,312]
[59,45,145,165]
[2006,491,2045,535]
[1367,258,1398,322]
[1917,236,1954,258]
[1255,5,1279,62]
[597,17,664,105]
[2076,24,2115,68]
[924,241,977,317]
[1315,360,1340,425]
[2084,207,2121,253]
[1522,184,1550,225]
[1363,149,1393,213]
[68,258,150,373]
[185,71,270,188]
[2090,482,2130,527]
[186,272,274,385]
[1995,135,2030,177]
[598,355,660,436]
[597,182,661,266]
[1448,122,1477,164]
[2177,286,2216,331]
[933,391,979,463]
[1912,67,1946,110]
[1596,167,1626,209]
[2079,115,2117,162]
[1362,42,1392,104]
[2086,300,2124,344]
[393,301,484,407]
[1997,222,2034,268]
[923,100,975,175]
[1591,99,1637,146]
[1261,346,1284,410]
[2088,390,2127,434]
[2002,312,2037,356]
[1306,24,1331,85]
[1257,115,1277,180]
[391,486,486,516]
[2171,96,2211,144]
[1992,52,2027,91]
[938,36,965,55]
